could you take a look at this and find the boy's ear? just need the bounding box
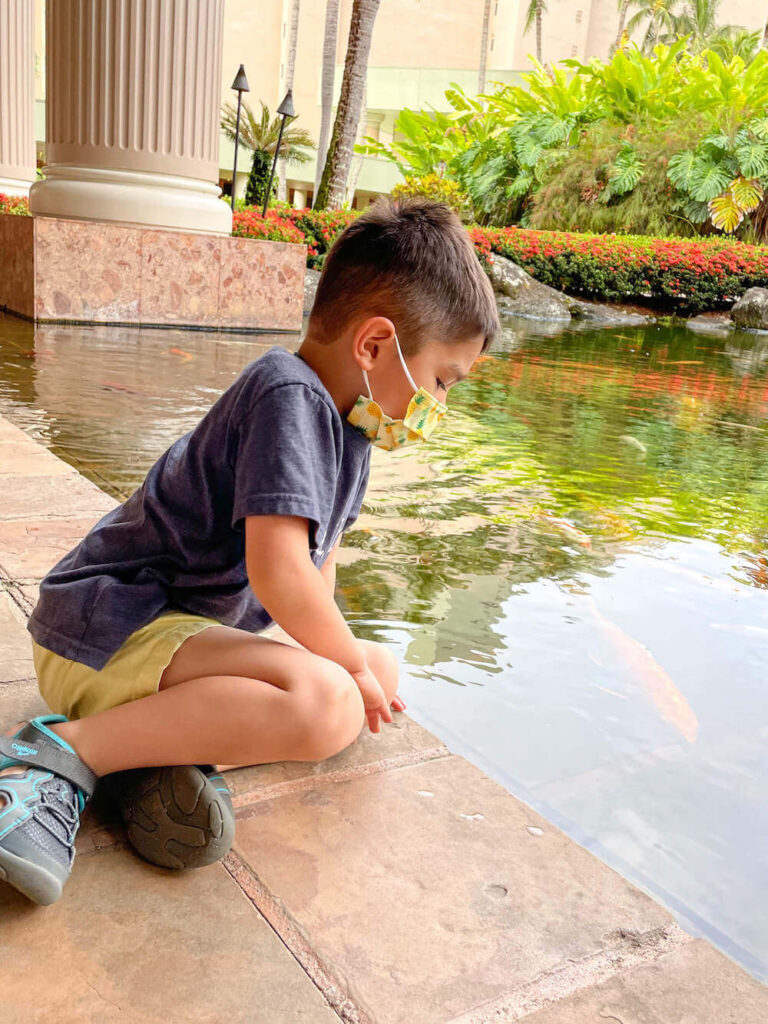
[353,317,398,371]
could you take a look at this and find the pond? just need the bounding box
[0,311,766,980]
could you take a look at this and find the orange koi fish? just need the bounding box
[584,596,699,743]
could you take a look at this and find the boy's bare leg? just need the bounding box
[17,627,399,778]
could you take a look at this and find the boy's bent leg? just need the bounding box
[49,627,367,778]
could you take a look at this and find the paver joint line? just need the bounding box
[222,851,375,1024]
[232,745,452,812]
[444,923,693,1024]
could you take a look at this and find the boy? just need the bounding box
[0,197,499,904]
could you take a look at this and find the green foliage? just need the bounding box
[244,150,275,208]
[369,40,768,238]
[391,174,470,214]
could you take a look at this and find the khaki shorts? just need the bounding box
[31,611,223,720]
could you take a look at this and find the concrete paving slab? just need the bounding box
[231,753,681,1024]
[0,847,341,1024]
[0,590,34,682]
[0,516,103,580]
[0,677,48,726]
[513,939,768,1024]
[0,441,74,476]
[225,712,449,808]
[0,473,115,521]
[0,417,34,443]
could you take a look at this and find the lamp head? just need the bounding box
[277,89,296,119]
[231,65,250,93]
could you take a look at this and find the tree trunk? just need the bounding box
[615,0,629,49]
[345,77,368,207]
[313,0,340,203]
[314,0,380,210]
[478,0,492,94]
[536,2,542,63]
[278,0,301,202]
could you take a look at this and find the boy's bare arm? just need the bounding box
[318,535,341,594]
[245,515,363,674]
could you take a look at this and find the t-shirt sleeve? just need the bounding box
[230,383,339,548]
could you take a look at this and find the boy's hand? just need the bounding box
[350,665,394,734]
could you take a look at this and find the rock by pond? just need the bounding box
[730,287,768,331]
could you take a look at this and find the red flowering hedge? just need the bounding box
[232,207,356,270]
[0,193,30,215]
[477,226,768,315]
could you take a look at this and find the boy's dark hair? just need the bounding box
[308,196,499,355]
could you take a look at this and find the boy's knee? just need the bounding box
[298,662,365,762]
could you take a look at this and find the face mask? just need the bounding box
[346,334,448,450]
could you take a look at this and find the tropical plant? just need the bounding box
[220,99,315,208]
[314,0,381,210]
[391,174,471,214]
[624,0,679,53]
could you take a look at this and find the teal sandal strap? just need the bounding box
[0,722,97,799]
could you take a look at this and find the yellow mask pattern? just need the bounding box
[346,334,448,450]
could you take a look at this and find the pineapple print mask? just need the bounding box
[346,334,448,450]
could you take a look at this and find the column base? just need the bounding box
[29,165,232,236]
[0,175,35,197]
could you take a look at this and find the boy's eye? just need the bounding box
[436,378,447,392]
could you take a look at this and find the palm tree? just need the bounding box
[625,0,679,53]
[345,76,368,206]
[708,27,761,62]
[615,0,631,50]
[314,0,381,210]
[314,0,340,202]
[220,100,315,208]
[671,0,752,56]
[478,0,493,93]
[278,0,302,202]
[523,0,548,63]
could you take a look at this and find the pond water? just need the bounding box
[1,311,766,980]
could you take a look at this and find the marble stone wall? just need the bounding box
[0,215,306,331]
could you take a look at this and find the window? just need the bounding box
[575,9,582,22]
[490,35,494,51]
[570,45,578,56]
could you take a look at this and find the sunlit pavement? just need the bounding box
[1,413,766,1024]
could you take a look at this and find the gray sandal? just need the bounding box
[0,715,97,905]
[101,764,235,869]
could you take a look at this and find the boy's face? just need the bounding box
[360,331,486,420]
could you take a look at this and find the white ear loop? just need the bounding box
[361,333,419,402]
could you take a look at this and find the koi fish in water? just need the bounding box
[584,595,699,743]
[168,347,194,360]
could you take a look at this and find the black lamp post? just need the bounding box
[230,64,250,211]
[262,89,296,217]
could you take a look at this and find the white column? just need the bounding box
[0,0,36,196]
[30,0,231,235]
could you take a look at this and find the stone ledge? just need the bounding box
[0,213,306,332]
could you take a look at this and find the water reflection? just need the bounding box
[1,312,766,979]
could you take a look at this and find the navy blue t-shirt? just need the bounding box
[27,347,372,670]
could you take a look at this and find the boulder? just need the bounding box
[565,297,652,326]
[304,268,321,315]
[487,255,571,322]
[730,287,768,330]
[686,314,733,334]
